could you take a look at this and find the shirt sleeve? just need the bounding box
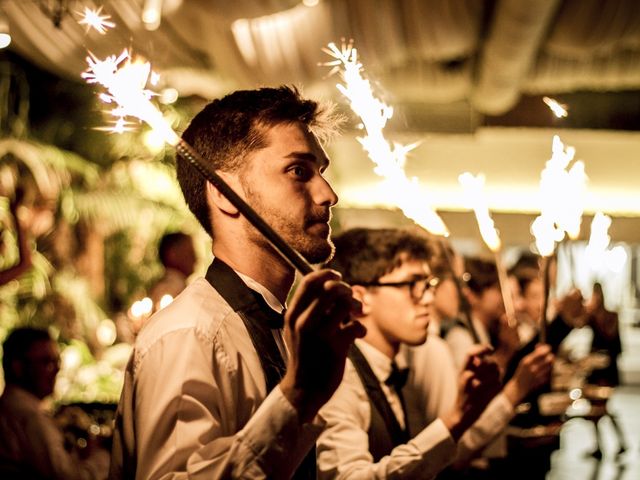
[445,326,475,372]
[452,392,515,467]
[317,362,456,480]
[132,327,322,480]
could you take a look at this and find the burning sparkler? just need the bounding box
[82,50,314,274]
[323,41,448,237]
[543,96,568,118]
[77,6,116,34]
[459,172,516,327]
[325,40,485,341]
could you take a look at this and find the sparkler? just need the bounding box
[459,172,516,327]
[531,135,586,343]
[82,50,314,274]
[323,41,448,237]
[543,97,568,118]
[77,6,116,34]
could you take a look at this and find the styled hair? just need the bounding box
[2,327,52,383]
[177,86,340,237]
[327,228,432,285]
[158,232,191,266]
[463,257,499,294]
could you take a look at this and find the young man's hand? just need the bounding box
[443,345,501,441]
[503,344,554,406]
[280,269,366,422]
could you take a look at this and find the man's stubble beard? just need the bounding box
[240,181,335,265]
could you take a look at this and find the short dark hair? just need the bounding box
[158,232,191,266]
[463,257,499,294]
[2,327,52,383]
[327,228,432,285]
[177,86,340,237]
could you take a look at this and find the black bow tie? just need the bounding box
[385,363,409,391]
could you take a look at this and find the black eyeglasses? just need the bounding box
[360,276,440,302]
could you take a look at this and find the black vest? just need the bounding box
[348,345,409,462]
[206,258,316,479]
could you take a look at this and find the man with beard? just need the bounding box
[109,86,365,480]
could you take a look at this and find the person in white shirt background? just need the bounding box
[148,231,197,312]
[108,86,365,480]
[0,327,110,479]
[316,227,501,479]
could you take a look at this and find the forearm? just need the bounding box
[452,392,515,468]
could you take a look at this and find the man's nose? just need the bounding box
[314,175,338,207]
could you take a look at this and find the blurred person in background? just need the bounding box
[148,231,197,312]
[0,195,32,286]
[0,327,109,480]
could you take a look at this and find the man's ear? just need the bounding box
[351,285,373,316]
[206,178,239,215]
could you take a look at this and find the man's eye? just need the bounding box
[289,165,311,180]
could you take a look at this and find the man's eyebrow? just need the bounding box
[286,151,330,168]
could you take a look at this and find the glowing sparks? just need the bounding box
[77,6,116,34]
[82,50,179,144]
[459,172,515,325]
[458,172,500,252]
[534,135,587,250]
[586,213,628,273]
[543,96,568,118]
[324,41,448,236]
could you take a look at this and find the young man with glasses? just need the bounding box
[316,228,501,479]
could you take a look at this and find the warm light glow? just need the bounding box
[303,0,320,6]
[61,346,82,371]
[159,294,174,309]
[325,41,449,236]
[543,96,568,118]
[142,0,163,30]
[82,49,180,145]
[96,319,117,346]
[143,129,166,154]
[0,33,11,49]
[458,172,500,251]
[130,297,153,318]
[77,6,116,34]
[159,87,179,104]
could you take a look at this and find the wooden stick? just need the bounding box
[494,250,516,328]
[439,238,482,344]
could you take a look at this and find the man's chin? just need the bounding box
[301,239,335,265]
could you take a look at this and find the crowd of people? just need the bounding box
[0,86,626,479]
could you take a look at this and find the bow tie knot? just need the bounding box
[385,363,409,390]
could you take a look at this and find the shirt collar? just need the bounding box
[235,270,285,315]
[355,339,408,383]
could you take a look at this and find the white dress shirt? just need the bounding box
[114,277,322,479]
[0,385,109,479]
[316,339,456,480]
[445,317,491,372]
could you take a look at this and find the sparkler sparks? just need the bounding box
[323,41,448,236]
[543,96,568,118]
[77,6,116,34]
[459,172,500,251]
[82,50,178,143]
[459,172,516,325]
[536,135,587,245]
